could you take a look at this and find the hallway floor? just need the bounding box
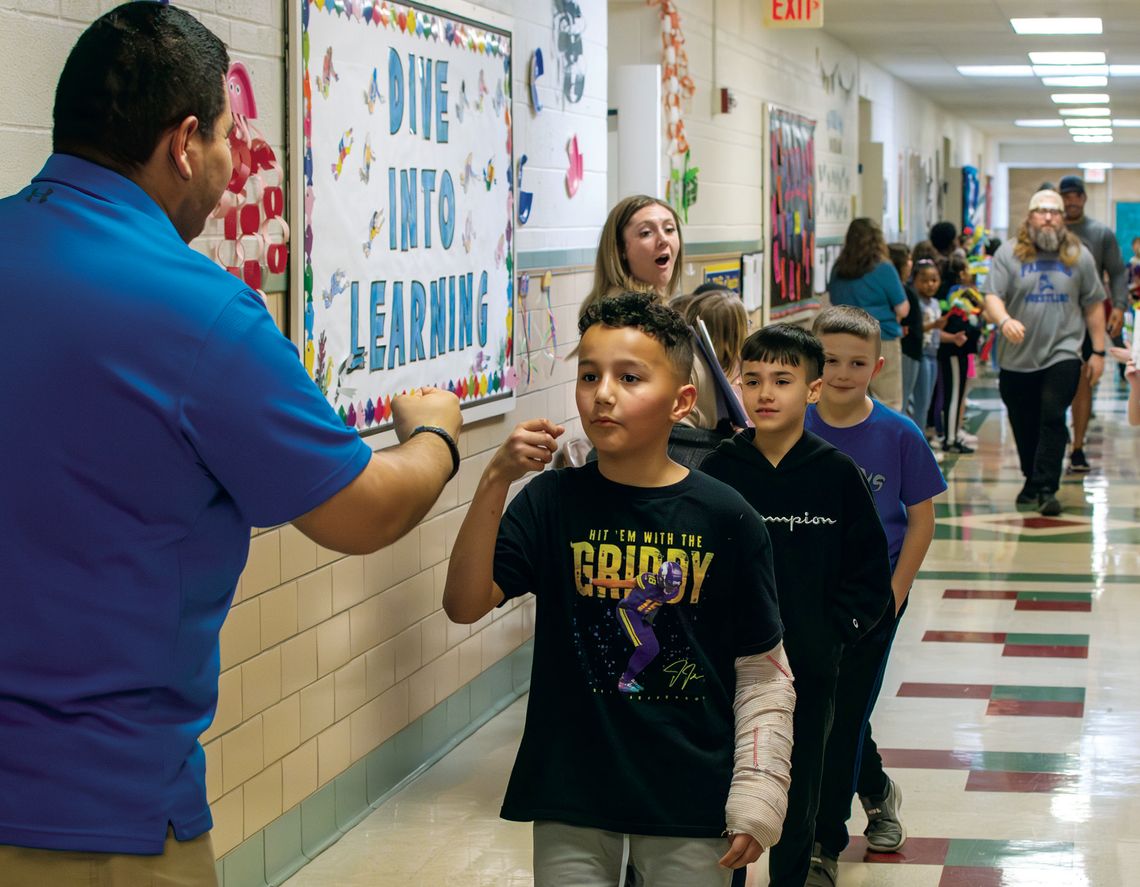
[284,374,1140,886]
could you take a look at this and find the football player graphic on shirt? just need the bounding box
[590,561,683,694]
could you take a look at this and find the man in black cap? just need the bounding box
[1058,174,1128,472]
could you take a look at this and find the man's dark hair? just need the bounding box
[741,324,824,381]
[578,292,694,381]
[53,3,230,171]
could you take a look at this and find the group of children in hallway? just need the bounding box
[443,195,953,887]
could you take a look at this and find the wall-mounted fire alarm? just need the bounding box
[720,87,737,114]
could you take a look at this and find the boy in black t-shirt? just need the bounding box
[444,293,795,886]
[702,325,892,887]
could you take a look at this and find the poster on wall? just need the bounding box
[702,260,741,293]
[293,1,516,439]
[765,105,817,324]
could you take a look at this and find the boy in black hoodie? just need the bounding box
[702,324,892,887]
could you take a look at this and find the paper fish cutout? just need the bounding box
[565,135,583,197]
[530,49,544,112]
[322,269,348,308]
[456,80,470,123]
[483,158,495,191]
[462,213,475,253]
[331,128,353,180]
[474,69,489,111]
[494,233,506,268]
[517,155,533,225]
[459,152,475,193]
[315,46,339,98]
[358,133,374,184]
[362,210,385,257]
[363,67,384,113]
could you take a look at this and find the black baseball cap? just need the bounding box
[1058,175,1085,195]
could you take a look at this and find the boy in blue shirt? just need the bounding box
[805,305,946,887]
[702,324,892,887]
[444,293,796,886]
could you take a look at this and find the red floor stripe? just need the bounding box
[939,866,1005,887]
[898,682,993,699]
[1002,644,1088,659]
[839,835,951,865]
[925,630,1007,644]
[1014,599,1092,612]
[879,748,974,770]
[986,699,1084,718]
[943,589,1018,600]
[965,770,1076,793]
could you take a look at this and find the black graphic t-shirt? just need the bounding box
[494,463,783,837]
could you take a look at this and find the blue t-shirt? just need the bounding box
[827,260,908,340]
[0,155,372,853]
[805,402,946,566]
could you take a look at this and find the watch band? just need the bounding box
[411,425,460,480]
[1090,348,1106,357]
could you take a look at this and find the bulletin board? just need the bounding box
[765,105,818,325]
[1115,202,1140,262]
[292,0,516,439]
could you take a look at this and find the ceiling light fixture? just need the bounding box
[1112,119,1140,127]
[1032,65,1108,77]
[1069,128,1114,136]
[1062,107,1112,117]
[1051,93,1110,104]
[1078,162,1113,170]
[1012,18,1102,35]
[1014,119,1064,127]
[1030,52,1106,66]
[1072,135,1113,143]
[1109,65,1140,76]
[956,65,1034,77]
[1041,76,1108,87]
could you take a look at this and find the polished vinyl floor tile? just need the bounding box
[285,376,1140,886]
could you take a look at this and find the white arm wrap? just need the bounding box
[724,644,796,850]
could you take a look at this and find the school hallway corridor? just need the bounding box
[282,374,1140,887]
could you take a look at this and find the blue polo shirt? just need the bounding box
[827,260,908,340]
[0,155,372,853]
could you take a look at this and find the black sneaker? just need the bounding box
[943,440,974,454]
[1038,492,1062,517]
[1068,449,1090,473]
[1015,483,1037,506]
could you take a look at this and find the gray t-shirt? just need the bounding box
[1067,215,1128,308]
[988,240,1105,371]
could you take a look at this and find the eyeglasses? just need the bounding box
[1032,208,1063,217]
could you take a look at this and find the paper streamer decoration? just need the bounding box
[210,60,290,303]
[647,1,698,216]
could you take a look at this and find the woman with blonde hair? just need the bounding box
[580,195,684,317]
[827,217,910,410]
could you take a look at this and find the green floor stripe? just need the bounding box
[990,685,1085,703]
[1004,632,1089,647]
[1016,591,1093,602]
[945,838,1076,868]
[974,750,1080,774]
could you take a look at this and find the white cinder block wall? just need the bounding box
[2,1,998,881]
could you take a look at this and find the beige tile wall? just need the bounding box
[204,266,590,856]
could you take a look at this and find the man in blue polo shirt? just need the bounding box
[0,5,461,884]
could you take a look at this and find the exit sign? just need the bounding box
[765,0,823,28]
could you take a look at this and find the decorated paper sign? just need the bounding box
[298,0,515,435]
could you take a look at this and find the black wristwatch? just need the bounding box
[411,425,460,480]
[1090,349,1106,357]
